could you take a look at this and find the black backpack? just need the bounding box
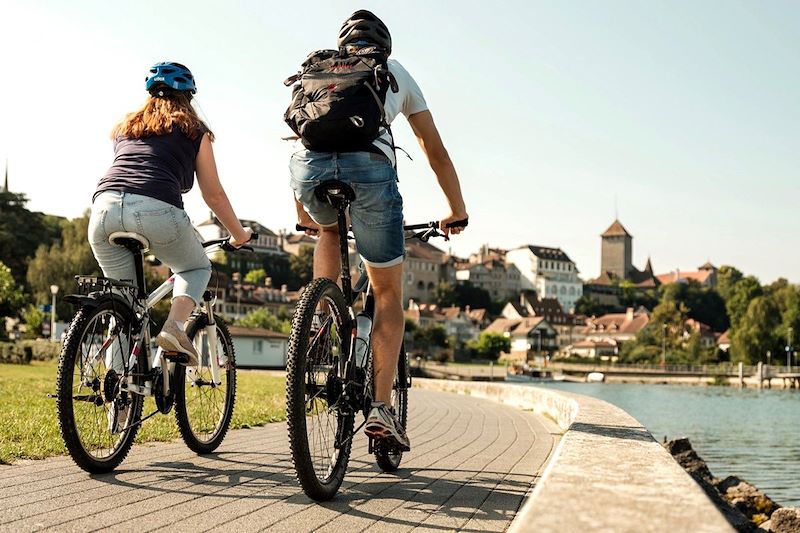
[284,48,398,153]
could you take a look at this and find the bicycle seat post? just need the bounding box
[108,232,149,300]
[314,180,357,305]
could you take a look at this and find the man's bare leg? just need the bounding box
[314,225,342,281]
[365,263,404,404]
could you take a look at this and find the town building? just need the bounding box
[229,326,289,368]
[656,262,718,288]
[484,316,558,361]
[196,216,287,273]
[580,307,650,348]
[404,239,447,305]
[455,259,522,301]
[505,245,583,312]
[281,233,317,256]
[584,219,660,307]
[501,293,585,352]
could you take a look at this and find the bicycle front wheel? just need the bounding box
[174,312,236,454]
[56,298,144,473]
[286,278,353,501]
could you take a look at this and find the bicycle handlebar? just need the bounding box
[202,232,259,252]
[403,219,469,231]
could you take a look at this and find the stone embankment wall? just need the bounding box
[414,378,734,533]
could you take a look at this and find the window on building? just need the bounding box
[427,282,435,291]
[417,281,424,291]
[253,340,263,354]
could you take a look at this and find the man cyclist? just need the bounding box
[290,10,468,451]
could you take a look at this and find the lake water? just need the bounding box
[532,381,800,506]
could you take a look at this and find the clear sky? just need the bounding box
[1,0,798,284]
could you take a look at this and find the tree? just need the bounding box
[469,332,510,361]
[289,247,314,289]
[726,276,762,331]
[26,214,100,320]
[0,261,24,318]
[730,296,780,364]
[21,305,44,339]
[574,294,616,317]
[244,268,267,286]
[660,280,729,332]
[412,323,448,348]
[235,308,291,334]
[434,281,458,307]
[716,265,744,303]
[0,190,62,283]
[264,254,291,289]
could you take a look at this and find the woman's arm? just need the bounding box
[407,110,468,237]
[195,133,252,246]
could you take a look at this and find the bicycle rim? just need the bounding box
[176,315,236,452]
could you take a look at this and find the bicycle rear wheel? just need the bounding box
[174,312,236,454]
[286,278,353,501]
[56,297,144,473]
[374,343,409,472]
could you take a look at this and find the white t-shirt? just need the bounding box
[373,59,428,165]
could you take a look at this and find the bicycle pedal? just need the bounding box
[163,351,189,363]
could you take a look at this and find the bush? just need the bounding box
[0,340,60,364]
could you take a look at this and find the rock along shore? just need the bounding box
[664,437,800,532]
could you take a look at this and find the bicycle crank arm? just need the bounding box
[72,394,104,406]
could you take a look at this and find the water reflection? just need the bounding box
[533,382,800,506]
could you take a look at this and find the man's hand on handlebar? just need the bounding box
[228,227,255,249]
[296,215,320,237]
[439,213,469,240]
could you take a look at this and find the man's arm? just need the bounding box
[407,110,468,237]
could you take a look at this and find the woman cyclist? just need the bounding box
[89,62,252,366]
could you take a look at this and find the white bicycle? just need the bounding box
[56,231,256,473]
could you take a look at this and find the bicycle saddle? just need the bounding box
[108,231,151,252]
[314,180,356,206]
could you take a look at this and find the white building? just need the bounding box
[505,245,583,312]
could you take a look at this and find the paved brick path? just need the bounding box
[0,388,556,532]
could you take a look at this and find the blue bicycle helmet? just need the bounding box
[145,62,197,94]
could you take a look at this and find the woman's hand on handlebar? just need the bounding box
[228,227,254,248]
[440,212,469,239]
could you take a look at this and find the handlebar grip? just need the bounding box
[296,224,320,233]
[445,218,469,229]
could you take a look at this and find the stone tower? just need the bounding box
[601,219,632,279]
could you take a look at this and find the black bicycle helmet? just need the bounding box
[337,10,391,55]
[145,62,197,95]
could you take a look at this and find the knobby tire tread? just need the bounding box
[286,278,353,501]
[56,299,143,473]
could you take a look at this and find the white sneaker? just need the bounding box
[107,401,130,434]
[364,401,410,451]
[156,320,199,366]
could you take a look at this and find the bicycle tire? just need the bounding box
[286,277,353,501]
[56,297,144,473]
[374,342,409,472]
[174,312,236,454]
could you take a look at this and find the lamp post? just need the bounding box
[661,324,667,368]
[49,285,59,342]
[231,272,242,318]
[788,326,794,370]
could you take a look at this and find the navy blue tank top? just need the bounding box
[94,128,203,209]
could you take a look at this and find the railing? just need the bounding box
[549,361,800,376]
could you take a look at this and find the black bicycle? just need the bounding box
[56,231,256,473]
[286,179,466,501]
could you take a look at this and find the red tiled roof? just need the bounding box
[585,310,650,335]
[656,270,712,285]
[601,219,631,238]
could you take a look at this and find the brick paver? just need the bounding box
[0,388,556,532]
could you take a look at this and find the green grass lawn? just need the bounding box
[0,361,286,464]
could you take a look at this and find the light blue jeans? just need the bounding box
[88,192,211,304]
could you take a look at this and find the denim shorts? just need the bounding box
[289,150,405,268]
